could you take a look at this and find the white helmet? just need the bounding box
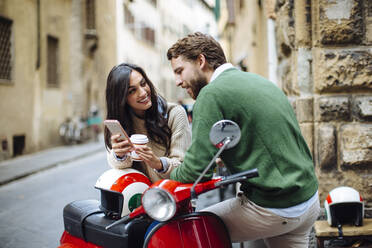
[324,186,364,227]
[95,168,151,219]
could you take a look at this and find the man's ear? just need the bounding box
[197,54,208,71]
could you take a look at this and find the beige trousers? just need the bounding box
[203,193,320,248]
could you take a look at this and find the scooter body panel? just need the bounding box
[144,212,232,248]
[59,231,102,248]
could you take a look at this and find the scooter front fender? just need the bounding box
[144,212,232,248]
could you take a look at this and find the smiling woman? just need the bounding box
[126,70,153,116]
[104,63,191,183]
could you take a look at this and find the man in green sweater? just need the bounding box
[167,32,320,247]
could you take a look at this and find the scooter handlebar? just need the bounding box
[215,168,258,187]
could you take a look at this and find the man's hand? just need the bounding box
[216,157,225,167]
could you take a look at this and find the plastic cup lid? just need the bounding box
[130,134,148,144]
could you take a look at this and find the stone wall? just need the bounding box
[275,0,372,206]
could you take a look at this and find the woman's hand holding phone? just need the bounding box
[104,119,135,158]
[104,119,162,170]
[111,134,134,158]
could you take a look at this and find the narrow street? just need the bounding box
[0,151,107,248]
[0,147,242,248]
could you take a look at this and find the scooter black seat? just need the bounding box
[63,199,151,248]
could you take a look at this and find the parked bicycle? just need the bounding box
[59,117,90,145]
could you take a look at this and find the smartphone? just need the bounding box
[104,120,133,146]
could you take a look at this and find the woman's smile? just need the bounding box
[138,95,150,104]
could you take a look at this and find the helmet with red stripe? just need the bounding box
[95,168,151,219]
[324,186,364,227]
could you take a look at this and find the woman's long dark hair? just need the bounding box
[104,63,171,154]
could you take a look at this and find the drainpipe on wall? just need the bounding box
[36,0,40,69]
[265,0,278,85]
[116,0,124,64]
[267,18,277,85]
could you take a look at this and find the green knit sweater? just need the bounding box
[170,68,318,208]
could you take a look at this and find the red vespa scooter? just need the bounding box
[59,120,259,248]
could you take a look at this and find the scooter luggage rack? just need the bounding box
[62,199,151,248]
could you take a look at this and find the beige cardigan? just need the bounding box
[107,103,191,183]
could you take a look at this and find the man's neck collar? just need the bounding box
[209,63,234,83]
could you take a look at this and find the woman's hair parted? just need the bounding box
[104,63,171,154]
[167,32,227,70]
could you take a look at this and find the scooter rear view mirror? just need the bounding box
[209,120,241,149]
[190,120,241,210]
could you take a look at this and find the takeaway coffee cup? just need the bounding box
[130,134,149,161]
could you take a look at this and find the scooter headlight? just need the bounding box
[142,188,176,222]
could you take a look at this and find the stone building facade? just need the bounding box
[276,0,371,205]
[220,0,371,205]
[0,0,117,159]
[217,0,269,76]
